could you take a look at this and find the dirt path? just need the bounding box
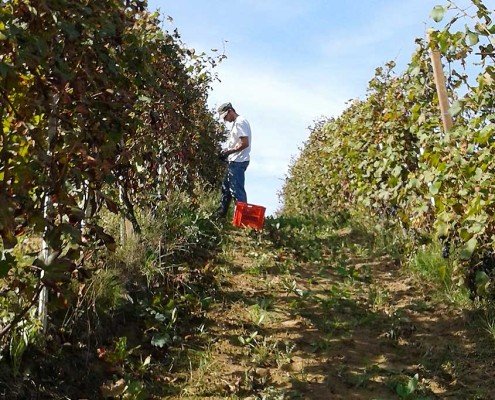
[165,228,495,399]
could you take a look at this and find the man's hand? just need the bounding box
[218,152,228,162]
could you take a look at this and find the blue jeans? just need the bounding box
[219,161,249,216]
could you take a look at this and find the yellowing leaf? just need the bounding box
[466,31,479,46]
[143,355,151,366]
[438,265,447,281]
[435,221,449,238]
[101,379,127,398]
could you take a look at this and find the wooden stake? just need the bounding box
[429,37,454,133]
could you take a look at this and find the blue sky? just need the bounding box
[148,0,474,215]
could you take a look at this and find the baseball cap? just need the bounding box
[217,102,232,120]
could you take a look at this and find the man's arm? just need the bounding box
[222,136,249,156]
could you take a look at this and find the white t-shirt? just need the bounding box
[225,115,251,162]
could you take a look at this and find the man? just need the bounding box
[216,102,251,218]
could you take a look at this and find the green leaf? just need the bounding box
[45,258,75,273]
[449,101,463,117]
[430,5,445,23]
[0,253,14,278]
[460,237,477,260]
[151,333,170,348]
[0,62,9,78]
[154,312,167,323]
[475,271,490,297]
[0,260,12,279]
[61,21,80,40]
[396,374,418,397]
[408,374,419,393]
[68,206,85,221]
[429,181,442,195]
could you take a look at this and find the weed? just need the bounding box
[323,317,351,334]
[408,243,470,306]
[99,336,138,367]
[275,341,295,369]
[180,346,216,395]
[345,212,408,259]
[257,296,275,310]
[484,317,495,340]
[139,295,179,349]
[246,251,275,275]
[310,336,332,353]
[257,386,287,400]
[238,331,259,348]
[443,283,471,307]
[281,278,311,299]
[85,268,128,312]
[9,320,41,376]
[388,373,420,399]
[409,244,449,284]
[238,330,295,371]
[248,297,274,328]
[250,337,275,366]
[408,299,434,312]
[480,309,495,341]
[353,364,382,388]
[369,285,390,310]
[440,360,459,380]
[248,304,269,327]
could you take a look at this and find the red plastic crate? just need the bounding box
[232,202,266,230]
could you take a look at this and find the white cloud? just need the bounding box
[211,58,344,119]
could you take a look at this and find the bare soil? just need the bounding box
[164,230,495,400]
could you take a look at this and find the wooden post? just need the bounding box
[429,34,454,133]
